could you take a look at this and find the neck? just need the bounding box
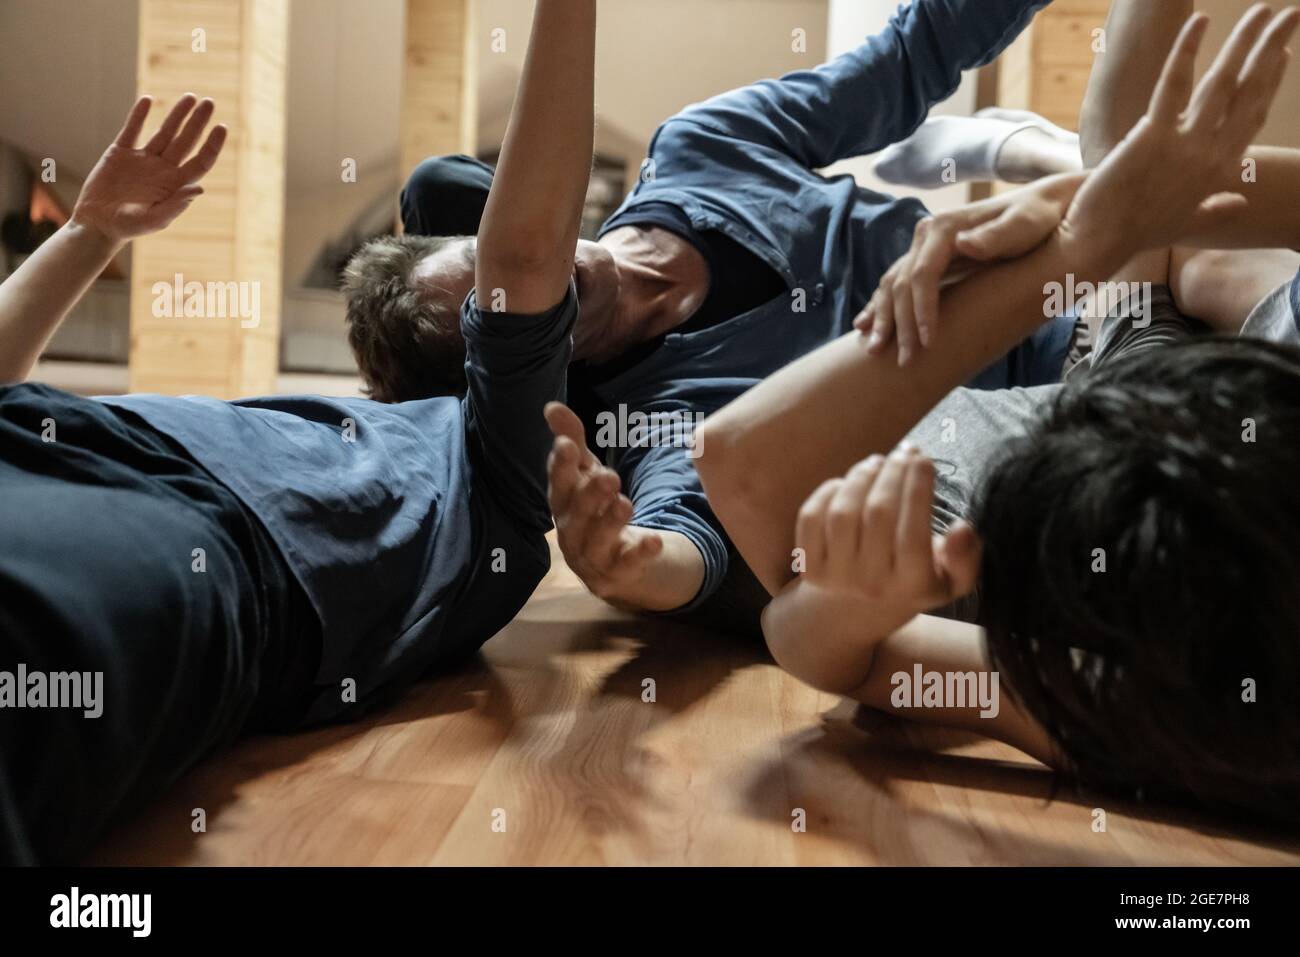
[580,228,708,363]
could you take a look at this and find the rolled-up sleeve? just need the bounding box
[614,439,730,614]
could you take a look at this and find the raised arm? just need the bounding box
[0,95,226,384]
[696,8,1300,596]
[475,0,597,315]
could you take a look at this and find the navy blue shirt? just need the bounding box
[583,0,1061,611]
[101,286,577,723]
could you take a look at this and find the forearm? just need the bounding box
[601,530,705,613]
[848,615,1056,765]
[1179,146,1300,250]
[1079,0,1192,167]
[696,228,1127,595]
[765,588,1055,764]
[476,0,596,312]
[762,579,884,695]
[0,221,121,384]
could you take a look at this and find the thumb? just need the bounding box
[148,184,204,228]
[619,527,664,566]
[1185,192,1249,242]
[955,202,1057,262]
[954,210,1017,261]
[934,521,982,601]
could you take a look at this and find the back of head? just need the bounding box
[974,337,1300,826]
[342,233,471,402]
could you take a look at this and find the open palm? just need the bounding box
[1064,7,1300,263]
[72,94,227,244]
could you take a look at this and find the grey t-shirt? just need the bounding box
[907,285,1214,539]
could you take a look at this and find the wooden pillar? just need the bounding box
[995,0,1109,133]
[128,0,289,398]
[400,0,478,192]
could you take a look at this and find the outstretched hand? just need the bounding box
[1064,5,1300,265]
[71,94,227,246]
[545,402,666,605]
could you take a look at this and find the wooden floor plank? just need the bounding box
[91,539,1300,866]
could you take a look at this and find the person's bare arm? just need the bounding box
[545,402,706,611]
[475,0,596,315]
[848,615,1056,764]
[1179,145,1300,250]
[0,95,226,385]
[696,9,1298,596]
[761,446,1054,763]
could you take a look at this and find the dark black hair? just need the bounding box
[974,337,1300,826]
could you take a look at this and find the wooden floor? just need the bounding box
[93,537,1300,866]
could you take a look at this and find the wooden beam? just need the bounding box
[129,0,289,399]
[995,0,1108,133]
[400,0,477,193]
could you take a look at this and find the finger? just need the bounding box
[911,226,955,348]
[548,436,584,516]
[869,285,896,354]
[955,201,1055,262]
[894,451,938,582]
[797,479,841,579]
[934,521,983,602]
[146,184,205,228]
[567,467,623,555]
[143,93,198,155]
[859,449,911,581]
[826,457,883,576]
[162,98,215,164]
[177,124,229,184]
[546,402,600,471]
[893,274,918,367]
[853,301,874,335]
[1222,11,1300,147]
[611,527,664,571]
[114,96,153,148]
[863,291,894,356]
[1187,5,1273,130]
[1188,192,1251,238]
[1149,14,1211,126]
[585,494,635,569]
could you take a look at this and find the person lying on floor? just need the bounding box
[0,0,597,864]
[343,0,1077,631]
[693,4,1300,825]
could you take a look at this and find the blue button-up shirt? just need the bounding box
[590,0,1064,609]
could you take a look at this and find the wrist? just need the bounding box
[65,217,124,261]
[1052,219,1134,289]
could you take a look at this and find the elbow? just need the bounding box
[761,594,866,697]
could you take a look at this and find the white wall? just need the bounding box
[0,0,139,186]
[476,0,829,156]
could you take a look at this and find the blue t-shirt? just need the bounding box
[101,286,577,723]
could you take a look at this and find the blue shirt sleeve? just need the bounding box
[461,282,578,533]
[612,439,730,614]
